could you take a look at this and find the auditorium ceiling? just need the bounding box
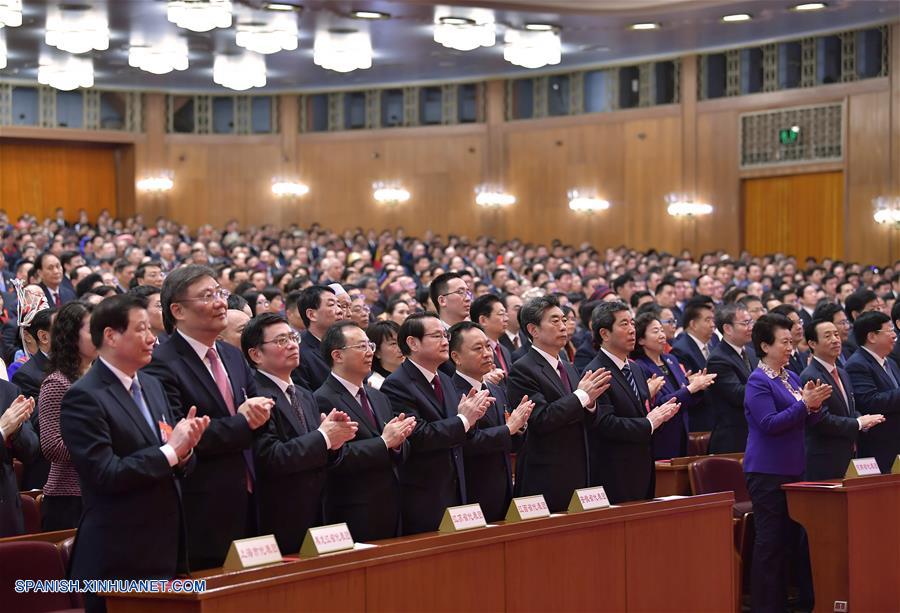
[0,0,896,92]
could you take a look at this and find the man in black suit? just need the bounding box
[36,252,76,307]
[499,293,529,357]
[316,321,415,541]
[772,304,809,375]
[584,301,680,504]
[670,299,716,430]
[449,321,532,522]
[802,319,885,480]
[813,302,854,368]
[144,265,273,570]
[508,296,611,512]
[708,304,758,454]
[12,307,55,490]
[470,294,514,381]
[61,294,209,613]
[0,386,37,537]
[294,285,343,391]
[845,312,900,473]
[243,314,357,553]
[381,312,493,535]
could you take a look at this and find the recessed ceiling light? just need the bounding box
[439,16,475,26]
[722,13,752,22]
[793,2,827,10]
[524,23,555,31]
[263,2,301,10]
[630,22,660,30]
[351,10,389,19]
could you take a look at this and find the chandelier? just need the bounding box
[45,5,109,54]
[665,194,713,217]
[475,184,515,208]
[373,182,410,205]
[236,17,298,54]
[503,28,561,69]
[38,55,93,91]
[137,175,175,193]
[568,190,610,213]
[313,28,372,73]
[873,196,900,226]
[433,9,495,52]
[213,52,266,91]
[167,0,232,33]
[0,0,22,28]
[128,39,189,75]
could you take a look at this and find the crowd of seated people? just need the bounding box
[0,207,898,612]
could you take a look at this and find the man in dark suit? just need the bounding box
[12,307,55,490]
[470,294,514,381]
[507,296,611,512]
[772,304,809,375]
[707,304,758,454]
[316,321,415,541]
[802,319,885,480]
[0,386,37,537]
[36,252,76,307]
[144,265,273,570]
[381,312,493,535]
[243,314,357,553]
[584,301,680,504]
[670,299,716,430]
[294,285,343,391]
[61,294,209,613]
[499,294,529,357]
[813,302,854,368]
[845,311,900,473]
[449,321,532,522]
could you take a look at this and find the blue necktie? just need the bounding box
[130,378,158,441]
[884,363,899,389]
[622,363,640,400]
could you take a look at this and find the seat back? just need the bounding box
[18,494,40,535]
[687,431,711,456]
[0,541,75,612]
[688,456,750,503]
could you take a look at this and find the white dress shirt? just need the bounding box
[532,345,594,411]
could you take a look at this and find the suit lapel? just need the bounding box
[172,334,227,416]
[404,361,444,418]
[598,352,642,412]
[533,352,567,397]
[328,376,378,436]
[99,363,158,446]
[367,386,391,429]
[256,372,304,435]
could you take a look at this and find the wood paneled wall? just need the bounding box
[2,24,897,264]
[0,139,119,221]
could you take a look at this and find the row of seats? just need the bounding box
[0,537,79,612]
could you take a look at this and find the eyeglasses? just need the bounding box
[180,287,231,304]
[342,341,377,352]
[441,288,473,300]
[659,318,677,325]
[423,331,450,340]
[350,305,371,314]
[261,332,301,348]
[734,319,754,327]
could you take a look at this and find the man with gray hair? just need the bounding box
[707,303,758,454]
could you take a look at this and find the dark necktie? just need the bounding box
[884,363,899,389]
[556,361,572,394]
[357,388,378,430]
[53,291,61,307]
[432,375,445,406]
[286,385,309,434]
[130,378,158,441]
[622,363,641,401]
[494,345,508,374]
[740,349,752,373]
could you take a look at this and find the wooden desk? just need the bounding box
[784,474,900,613]
[655,453,743,497]
[105,493,735,613]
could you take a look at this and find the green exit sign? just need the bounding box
[779,126,801,145]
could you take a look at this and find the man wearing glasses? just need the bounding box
[243,314,358,554]
[316,321,416,541]
[145,265,274,570]
[431,272,472,331]
[381,313,493,535]
[707,304,758,454]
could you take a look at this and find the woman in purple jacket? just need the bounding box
[744,313,831,612]
[631,312,716,459]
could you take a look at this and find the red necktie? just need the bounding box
[53,291,61,307]
[494,345,508,374]
[357,389,378,430]
[556,362,572,394]
[432,375,444,406]
[830,367,848,405]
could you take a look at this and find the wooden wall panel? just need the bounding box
[696,110,741,255]
[845,90,893,264]
[742,171,844,261]
[0,139,118,221]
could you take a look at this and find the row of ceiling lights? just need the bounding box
[0,1,832,91]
